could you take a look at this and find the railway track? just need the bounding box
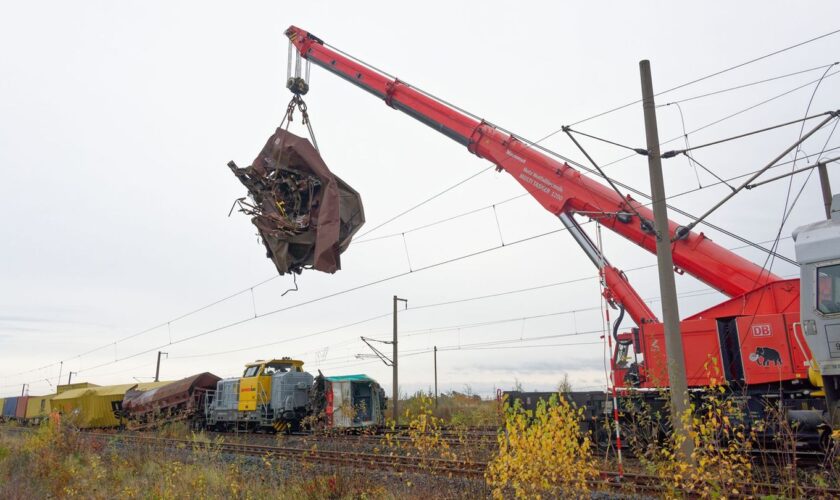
[197,426,499,449]
[4,425,839,497]
[603,471,840,498]
[82,431,488,478]
[76,431,840,497]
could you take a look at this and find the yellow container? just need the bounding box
[51,382,169,428]
[25,395,53,420]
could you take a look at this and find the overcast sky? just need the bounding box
[1,1,839,398]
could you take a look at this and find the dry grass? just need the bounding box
[0,423,391,499]
[399,390,500,428]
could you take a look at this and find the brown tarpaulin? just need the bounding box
[229,129,364,275]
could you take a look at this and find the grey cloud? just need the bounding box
[457,358,603,374]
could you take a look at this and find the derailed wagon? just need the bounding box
[51,382,170,428]
[121,372,221,430]
[1,359,388,434]
[309,374,386,429]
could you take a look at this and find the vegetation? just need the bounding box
[3,378,840,499]
[486,394,598,499]
[0,423,389,499]
[399,389,500,427]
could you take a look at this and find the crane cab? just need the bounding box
[238,358,304,412]
[794,194,840,431]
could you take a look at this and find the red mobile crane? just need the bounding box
[284,26,824,423]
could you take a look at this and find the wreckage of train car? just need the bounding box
[228,129,364,275]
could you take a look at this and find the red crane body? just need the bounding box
[286,26,812,391]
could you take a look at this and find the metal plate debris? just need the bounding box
[228,129,364,275]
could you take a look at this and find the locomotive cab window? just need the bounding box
[817,264,840,315]
[243,366,260,377]
[264,364,289,376]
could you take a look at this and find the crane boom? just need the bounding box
[283,28,840,436]
[286,26,781,302]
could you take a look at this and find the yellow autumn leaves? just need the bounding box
[486,395,598,499]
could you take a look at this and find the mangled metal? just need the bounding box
[228,129,364,275]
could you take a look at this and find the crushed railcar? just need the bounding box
[310,374,386,429]
[228,129,364,276]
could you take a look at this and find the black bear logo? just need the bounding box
[749,347,782,366]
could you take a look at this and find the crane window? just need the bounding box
[817,264,840,315]
[614,342,631,368]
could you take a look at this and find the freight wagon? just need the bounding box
[25,395,53,425]
[1,397,18,422]
[1,358,387,434]
[310,374,386,429]
[51,382,170,428]
[122,372,220,430]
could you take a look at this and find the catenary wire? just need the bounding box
[326,31,839,248]
[2,141,814,384]
[659,62,839,106]
[663,111,837,156]
[354,166,493,239]
[61,226,569,377]
[561,28,840,128]
[0,276,282,379]
[9,43,834,382]
[595,69,840,172]
[170,235,791,366]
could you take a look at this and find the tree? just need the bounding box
[557,373,573,394]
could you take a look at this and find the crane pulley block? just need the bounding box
[227,129,364,275]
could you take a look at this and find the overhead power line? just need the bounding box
[50,226,570,378]
[354,165,493,239]
[594,69,840,173]
[662,111,838,157]
[10,34,835,383]
[1,275,281,380]
[164,235,792,364]
[562,28,840,128]
[660,62,839,106]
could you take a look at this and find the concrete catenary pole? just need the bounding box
[155,351,168,382]
[434,346,438,408]
[639,59,694,460]
[818,161,833,219]
[392,296,407,422]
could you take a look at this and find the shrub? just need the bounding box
[486,394,598,499]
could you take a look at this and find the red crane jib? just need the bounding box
[286,26,810,389]
[286,25,780,298]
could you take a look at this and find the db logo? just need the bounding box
[752,324,772,337]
